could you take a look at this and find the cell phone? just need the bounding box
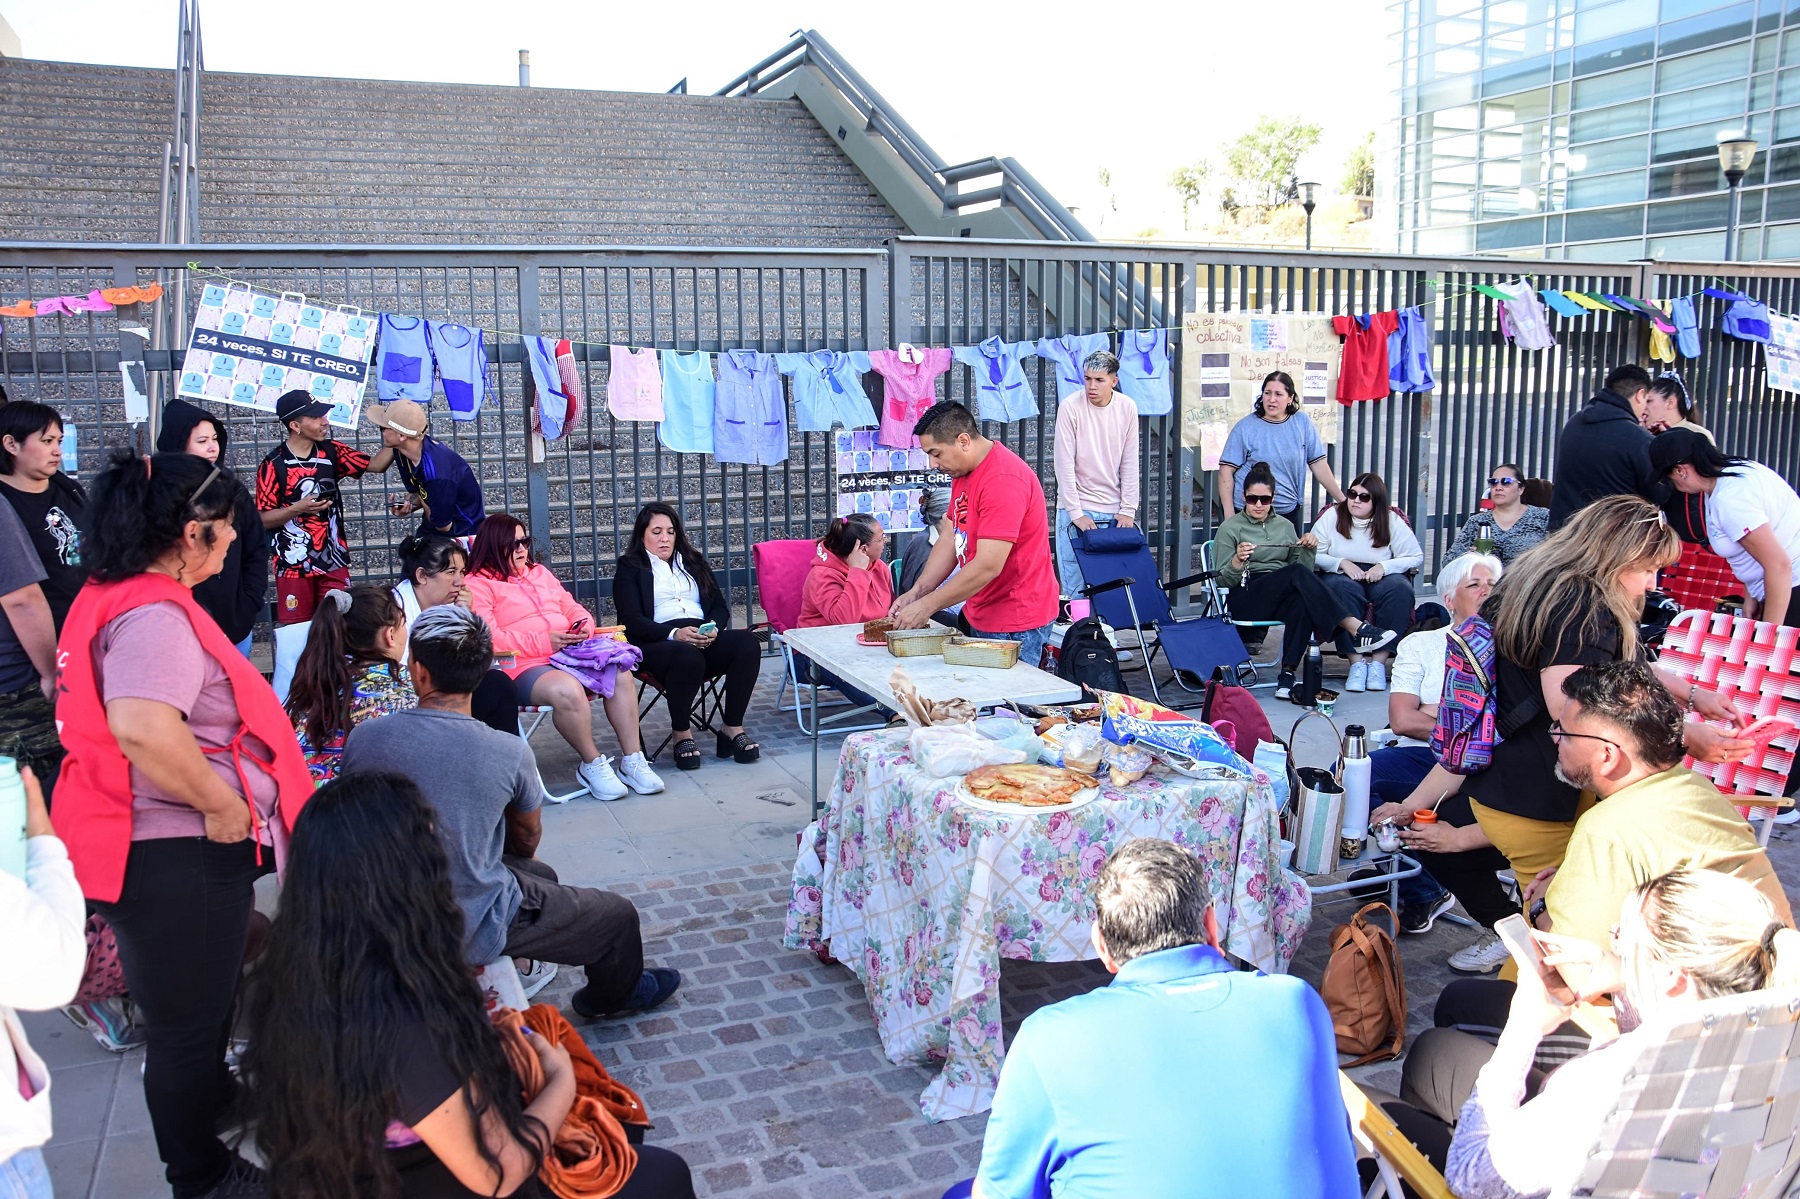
[568,618,588,633]
[1743,716,1796,749]
[697,621,718,636]
[1494,913,1577,1005]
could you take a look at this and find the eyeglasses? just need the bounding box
[1548,718,1619,750]
[1347,489,1374,502]
[1487,476,1519,487]
[1243,494,1274,506]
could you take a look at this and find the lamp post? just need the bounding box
[1299,180,1320,251]
[1716,131,1758,261]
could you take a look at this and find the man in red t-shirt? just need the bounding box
[892,402,1060,668]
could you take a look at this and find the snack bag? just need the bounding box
[1095,689,1249,774]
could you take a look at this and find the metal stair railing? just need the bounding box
[714,30,1093,244]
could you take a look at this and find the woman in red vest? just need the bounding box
[54,450,313,1199]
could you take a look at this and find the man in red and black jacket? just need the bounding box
[255,389,393,625]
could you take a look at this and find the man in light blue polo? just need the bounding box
[969,838,1358,1199]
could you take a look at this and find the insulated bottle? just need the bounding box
[1339,726,1371,860]
[0,756,27,880]
[1295,641,1323,707]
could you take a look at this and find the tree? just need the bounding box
[1221,116,1322,212]
[1342,131,1375,198]
[1169,161,1212,231]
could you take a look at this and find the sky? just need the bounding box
[0,0,1399,238]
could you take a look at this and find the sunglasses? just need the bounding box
[1548,718,1619,750]
[511,535,533,550]
[1243,494,1274,506]
[1347,489,1374,502]
[1487,476,1519,487]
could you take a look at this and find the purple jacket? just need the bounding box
[549,637,643,698]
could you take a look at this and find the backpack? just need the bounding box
[1200,671,1274,759]
[1057,616,1126,694]
[1430,615,1500,774]
[1320,902,1407,1066]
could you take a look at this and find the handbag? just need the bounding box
[1287,711,1345,875]
[71,913,128,1005]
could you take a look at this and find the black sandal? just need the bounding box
[717,731,761,764]
[672,738,703,771]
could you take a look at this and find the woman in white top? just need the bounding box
[1308,471,1424,692]
[1651,430,1800,627]
[391,532,523,738]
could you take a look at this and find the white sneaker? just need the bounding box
[615,751,666,795]
[1344,660,1369,692]
[1448,931,1510,975]
[1367,660,1388,691]
[577,755,629,801]
[517,958,559,998]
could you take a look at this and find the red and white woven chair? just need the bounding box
[1659,541,1740,614]
[1656,609,1800,843]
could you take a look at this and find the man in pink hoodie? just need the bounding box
[1051,351,1140,597]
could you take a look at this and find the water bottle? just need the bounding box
[0,756,27,880]
[1294,641,1322,707]
[1339,726,1372,860]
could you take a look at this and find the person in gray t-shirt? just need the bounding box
[340,605,681,1020]
[1217,371,1344,529]
[0,497,62,795]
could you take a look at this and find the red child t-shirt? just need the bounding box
[950,440,1058,633]
[1330,311,1400,403]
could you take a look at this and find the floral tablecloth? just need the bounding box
[784,728,1312,1121]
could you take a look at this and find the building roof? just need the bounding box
[0,57,906,246]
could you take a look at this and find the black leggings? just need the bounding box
[470,667,521,737]
[95,837,264,1198]
[636,629,761,733]
[1231,564,1361,669]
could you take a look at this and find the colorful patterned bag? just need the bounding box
[1431,616,1500,774]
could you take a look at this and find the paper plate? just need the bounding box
[953,779,1101,815]
[855,633,889,647]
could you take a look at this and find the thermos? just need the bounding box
[1338,726,1371,860]
[1294,641,1322,707]
[0,756,27,880]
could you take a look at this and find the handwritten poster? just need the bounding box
[1179,312,1343,448]
[1767,312,1800,394]
[177,283,374,428]
[833,430,952,533]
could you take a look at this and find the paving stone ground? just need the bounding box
[29,642,1800,1197]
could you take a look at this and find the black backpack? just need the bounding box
[1056,616,1126,694]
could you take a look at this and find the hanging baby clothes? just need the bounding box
[1386,307,1436,394]
[607,346,665,422]
[869,344,952,449]
[1669,296,1702,358]
[1329,311,1399,402]
[772,350,877,432]
[1539,289,1587,318]
[1115,329,1173,416]
[424,321,487,421]
[524,336,574,440]
[376,315,435,402]
[714,349,788,466]
[657,350,715,454]
[1032,332,1109,400]
[1721,296,1772,343]
[555,341,586,430]
[952,337,1039,423]
[1648,300,1676,363]
[1493,282,1556,351]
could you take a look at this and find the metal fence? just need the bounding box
[3,239,1798,631]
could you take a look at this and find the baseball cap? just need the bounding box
[1648,427,1707,475]
[275,389,335,425]
[365,399,429,438]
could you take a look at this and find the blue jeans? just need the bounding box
[1371,744,1449,907]
[966,620,1057,673]
[1054,508,1116,597]
[0,1148,52,1199]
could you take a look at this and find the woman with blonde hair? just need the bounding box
[1396,495,1750,975]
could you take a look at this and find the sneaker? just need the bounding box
[1775,808,1800,825]
[61,998,147,1053]
[1448,931,1510,975]
[571,966,682,1019]
[1344,660,1369,692]
[517,958,559,999]
[577,755,629,801]
[614,751,665,796]
[1274,670,1296,700]
[1367,660,1389,691]
[1352,624,1399,655]
[195,1156,267,1199]
[1400,892,1456,935]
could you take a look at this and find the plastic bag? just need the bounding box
[910,724,1027,778]
[1094,689,1247,773]
[1041,723,1103,772]
[1254,740,1291,811]
[1100,740,1154,787]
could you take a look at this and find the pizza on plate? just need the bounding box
[963,763,1098,808]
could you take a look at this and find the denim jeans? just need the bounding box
[966,621,1057,673]
[0,1148,52,1199]
[1054,508,1117,597]
[1372,745,1449,908]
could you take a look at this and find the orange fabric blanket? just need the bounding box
[492,1004,648,1198]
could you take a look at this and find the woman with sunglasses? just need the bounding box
[1216,371,1345,529]
[1445,464,1549,565]
[1214,462,1400,701]
[465,514,664,802]
[1307,472,1423,692]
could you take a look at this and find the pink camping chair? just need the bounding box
[754,538,887,736]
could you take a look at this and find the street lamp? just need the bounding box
[1716,131,1758,261]
[1299,181,1320,250]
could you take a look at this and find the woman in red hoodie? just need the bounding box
[795,514,892,710]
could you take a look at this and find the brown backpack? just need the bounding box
[1320,902,1407,1066]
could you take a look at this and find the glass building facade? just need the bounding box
[1392,0,1800,260]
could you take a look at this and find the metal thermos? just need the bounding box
[1295,641,1323,707]
[1339,725,1371,860]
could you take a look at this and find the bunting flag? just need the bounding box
[1540,289,1587,318]
[1563,292,1618,313]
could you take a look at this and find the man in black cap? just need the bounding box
[255,389,393,626]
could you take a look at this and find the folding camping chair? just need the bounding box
[1194,539,1282,688]
[634,669,726,761]
[753,539,887,736]
[518,705,589,803]
[1067,524,1251,707]
[1655,609,1800,842]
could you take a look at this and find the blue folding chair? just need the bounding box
[1069,525,1253,707]
[1196,538,1284,688]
